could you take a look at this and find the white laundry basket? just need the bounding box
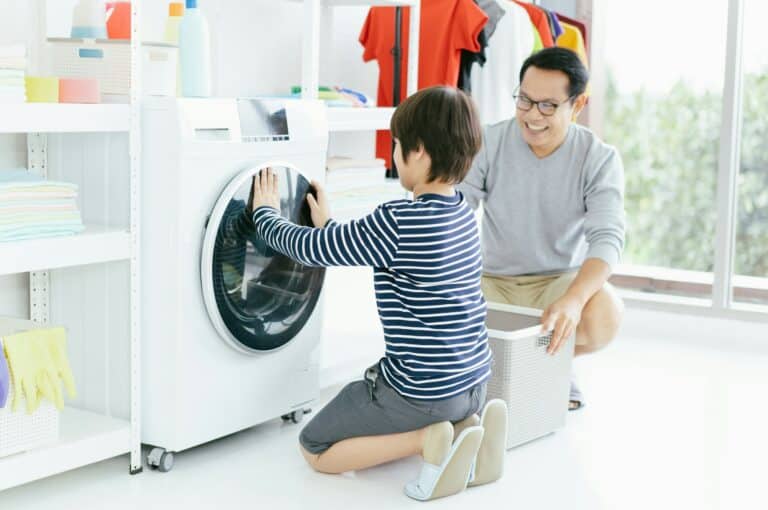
[484,303,574,449]
[0,317,60,458]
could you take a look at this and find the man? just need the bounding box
[458,47,626,410]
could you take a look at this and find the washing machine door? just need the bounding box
[201,163,326,354]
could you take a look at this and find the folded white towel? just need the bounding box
[0,44,26,58]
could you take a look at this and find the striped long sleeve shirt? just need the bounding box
[252,192,492,400]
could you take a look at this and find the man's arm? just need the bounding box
[456,127,490,210]
[543,147,625,353]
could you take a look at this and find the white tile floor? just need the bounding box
[1,329,767,510]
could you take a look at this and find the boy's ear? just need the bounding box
[412,142,426,160]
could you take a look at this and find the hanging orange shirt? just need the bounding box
[359,0,487,169]
[512,1,555,48]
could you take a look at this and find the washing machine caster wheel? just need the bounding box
[147,448,175,473]
[281,408,312,424]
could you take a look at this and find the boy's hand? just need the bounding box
[251,168,281,213]
[307,180,331,227]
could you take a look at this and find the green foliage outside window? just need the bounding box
[602,71,768,278]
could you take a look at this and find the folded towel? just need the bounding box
[0,44,26,58]
[0,58,27,70]
[0,69,25,78]
[0,169,45,183]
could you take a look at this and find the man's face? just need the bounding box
[516,66,582,157]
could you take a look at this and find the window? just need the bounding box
[598,0,729,296]
[734,0,768,307]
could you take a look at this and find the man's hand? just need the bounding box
[306,180,331,227]
[541,294,584,355]
[251,168,281,213]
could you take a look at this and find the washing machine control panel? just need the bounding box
[177,98,327,147]
[237,99,290,143]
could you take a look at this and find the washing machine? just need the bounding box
[140,97,328,471]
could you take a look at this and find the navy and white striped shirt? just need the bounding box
[253,192,492,400]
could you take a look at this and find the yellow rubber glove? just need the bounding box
[41,328,76,400]
[2,331,40,413]
[29,334,63,410]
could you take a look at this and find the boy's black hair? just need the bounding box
[519,47,589,99]
[390,86,482,184]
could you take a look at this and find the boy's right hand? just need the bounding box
[307,180,331,228]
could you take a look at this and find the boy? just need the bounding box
[250,86,507,500]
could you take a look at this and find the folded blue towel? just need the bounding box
[0,169,44,183]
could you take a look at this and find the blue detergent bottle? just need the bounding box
[179,0,211,97]
[70,0,108,39]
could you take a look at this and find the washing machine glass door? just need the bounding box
[201,164,326,354]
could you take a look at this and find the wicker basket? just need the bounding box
[485,303,575,449]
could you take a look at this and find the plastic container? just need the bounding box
[59,78,100,103]
[178,0,211,97]
[105,1,131,40]
[142,43,178,96]
[25,77,60,103]
[49,38,177,100]
[70,0,107,39]
[0,317,59,459]
[164,2,184,96]
[484,303,575,449]
[164,2,184,43]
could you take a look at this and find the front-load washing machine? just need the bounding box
[140,97,328,470]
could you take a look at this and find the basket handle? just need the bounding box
[536,333,552,348]
[78,48,104,60]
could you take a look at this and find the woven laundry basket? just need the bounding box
[484,303,574,449]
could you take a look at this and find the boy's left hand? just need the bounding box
[251,168,281,213]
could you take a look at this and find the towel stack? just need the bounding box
[0,44,27,104]
[0,170,85,242]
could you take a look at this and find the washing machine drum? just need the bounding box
[201,165,325,354]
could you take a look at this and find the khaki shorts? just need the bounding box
[481,272,578,312]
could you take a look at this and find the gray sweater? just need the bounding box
[457,119,625,276]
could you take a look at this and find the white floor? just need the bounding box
[1,329,766,510]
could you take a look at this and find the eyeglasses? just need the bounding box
[513,91,575,116]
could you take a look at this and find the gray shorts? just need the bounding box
[300,361,487,455]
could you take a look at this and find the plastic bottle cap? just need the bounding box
[185,0,197,9]
[169,2,183,16]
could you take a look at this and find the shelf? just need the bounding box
[0,225,132,276]
[288,0,418,5]
[0,407,131,491]
[0,104,130,134]
[327,107,395,131]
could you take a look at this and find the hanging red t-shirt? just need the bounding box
[513,1,555,48]
[359,0,487,169]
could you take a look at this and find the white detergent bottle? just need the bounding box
[164,2,184,96]
[179,0,211,97]
[71,0,108,39]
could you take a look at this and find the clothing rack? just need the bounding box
[387,6,403,179]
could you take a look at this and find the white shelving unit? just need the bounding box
[0,0,142,492]
[326,106,395,131]
[298,0,420,132]
[0,104,130,134]
[0,226,132,276]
